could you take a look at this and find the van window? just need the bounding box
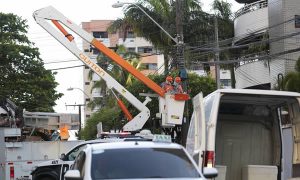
[204,93,216,122]
[278,104,292,127]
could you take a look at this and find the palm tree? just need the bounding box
[109,0,234,74]
[108,0,204,73]
[283,57,300,92]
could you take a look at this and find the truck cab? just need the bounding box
[187,89,300,180]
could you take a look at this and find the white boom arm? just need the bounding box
[33,6,151,131]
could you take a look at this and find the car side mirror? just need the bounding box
[60,153,66,160]
[64,170,82,180]
[203,167,218,179]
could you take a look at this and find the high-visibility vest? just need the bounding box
[59,125,70,140]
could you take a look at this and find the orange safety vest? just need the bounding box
[59,125,70,140]
[161,82,174,93]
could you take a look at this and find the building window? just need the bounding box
[145,63,157,70]
[85,82,90,85]
[127,47,136,52]
[138,47,153,53]
[86,115,91,118]
[92,31,108,38]
[220,79,231,87]
[85,98,91,102]
[295,15,300,28]
[127,31,135,38]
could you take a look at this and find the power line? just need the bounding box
[189,30,300,54]
[44,59,81,64]
[194,47,300,65]
[186,16,295,50]
[47,65,84,71]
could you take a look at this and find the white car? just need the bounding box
[64,141,216,179]
[31,138,132,180]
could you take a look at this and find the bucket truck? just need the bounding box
[33,6,189,132]
[0,98,83,180]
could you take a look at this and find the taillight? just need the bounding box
[10,166,14,179]
[203,151,215,168]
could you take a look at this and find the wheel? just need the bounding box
[39,176,56,180]
[32,168,59,180]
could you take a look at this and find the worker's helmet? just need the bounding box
[175,77,181,83]
[166,76,173,82]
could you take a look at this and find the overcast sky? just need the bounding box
[0,0,243,117]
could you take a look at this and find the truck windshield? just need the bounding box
[91,148,200,179]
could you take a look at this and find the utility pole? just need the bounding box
[176,0,189,145]
[175,0,187,82]
[214,16,221,89]
[65,104,85,131]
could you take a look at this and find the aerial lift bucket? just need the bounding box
[159,93,189,127]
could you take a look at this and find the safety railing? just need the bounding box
[234,0,268,19]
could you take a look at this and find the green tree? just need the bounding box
[109,0,234,73]
[80,106,122,140]
[108,0,203,73]
[283,57,300,92]
[0,13,62,111]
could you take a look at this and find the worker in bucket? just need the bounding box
[174,76,184,94]
[161,76,175,93]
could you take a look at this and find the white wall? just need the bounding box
[234,7,268,41]
[235,60,270,89]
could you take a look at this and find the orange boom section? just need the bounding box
[51,20,165,98]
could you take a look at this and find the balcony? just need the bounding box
[234,0,268,19]
[234,0,268,43]
[235,59,270,89]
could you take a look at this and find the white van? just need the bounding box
[187,89,300,180]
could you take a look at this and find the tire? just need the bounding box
[34,171,59,180]
[39,177,56,180]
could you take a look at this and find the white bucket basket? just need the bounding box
[159,94,187,127]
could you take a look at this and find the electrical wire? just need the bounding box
[47,65,85,71]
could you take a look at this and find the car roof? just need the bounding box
[89,141,183,151]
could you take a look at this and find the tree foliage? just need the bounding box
[80,106,122,140]
[0,13,62,111]
[283,57,300,92]
[108,0,234,72]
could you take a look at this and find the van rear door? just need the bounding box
[292,98,300,176]
[186,92,206,169]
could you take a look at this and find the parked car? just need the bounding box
[64,139,217,180]
[31,138,123,180]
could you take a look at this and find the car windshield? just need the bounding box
[91,148,200,179]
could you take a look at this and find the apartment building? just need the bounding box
[233,0,300,89]
[81,20,164,119]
